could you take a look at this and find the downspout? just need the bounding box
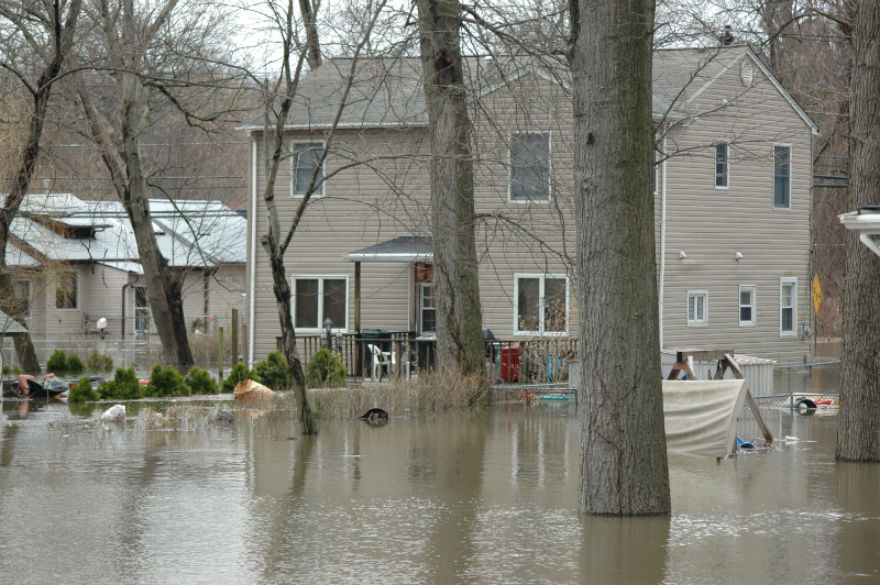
[121,283,128,340]
[658,136,668,350]
[248,136,257,368]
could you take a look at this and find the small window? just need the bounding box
[293,276,347,331]
[687,290,708,326]
[774,145,791,208]
[134,285,151,334]
[509,133,550,201]
[56,271,78,310]
[13,279,30,317]
[739,285,756,326]
[292,141,325,197]
[715,143,728,188]
[780,278,796,335]
[515,275,568,335]
[420,283,436,334]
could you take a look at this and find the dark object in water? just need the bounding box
[20,375,67,400]
[215,410,236,424]
[359,408,389,424]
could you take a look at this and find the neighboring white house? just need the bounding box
[242,45,817,366]
[4,193,246,342]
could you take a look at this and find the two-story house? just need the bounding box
[242,45,816,368]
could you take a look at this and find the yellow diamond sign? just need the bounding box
[812,275,823,315]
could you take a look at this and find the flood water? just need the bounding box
[0,396,878,585]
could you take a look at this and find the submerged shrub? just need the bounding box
[253,351,291,390]
[68,377,99,403]
[46,350,68,375]
[305,349,347,388]
[86,349,114,373]
[221,363,258,393]
[144,364,190,398]
[66,354,84,377]
[186,366,218,395]
[99,367,143,400]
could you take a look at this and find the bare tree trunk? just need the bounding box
[0,0,82,372]
[568,0,670,515]
[416,0,485,376]
[837,0,880,462]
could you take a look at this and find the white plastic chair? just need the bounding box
[367,343,393,380]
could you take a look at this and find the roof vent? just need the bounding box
[741,61,754,87]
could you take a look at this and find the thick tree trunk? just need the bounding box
[416,0,485,375]
[263,236,316,434]
[837,1,880,462]
[568,0,670,514]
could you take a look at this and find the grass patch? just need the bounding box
[309,370,492,419]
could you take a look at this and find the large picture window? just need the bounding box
[515,274,568,335]
[509,133,550,201]
[780,277,797,335]
[292,141,325,197]
[293,276,347,331]
[56,271,78,310]
[773,145,791,208]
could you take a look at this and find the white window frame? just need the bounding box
[419,282,436,334]
[291,141,326,198]
[652,146,660,196]
[780,277,797,336]
[133,285,151,335]
[508,132,552,203]
[13,278,31,318]
[55,270,78,310]
[773,144,791,209]
[739,285,756,326]
[513,274,569,336]
[291,275,348,332]
[687,290,708,327]
[715,142,729,189]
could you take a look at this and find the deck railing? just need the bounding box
[279,332,578,383]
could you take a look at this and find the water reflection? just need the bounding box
[0,400,879,584]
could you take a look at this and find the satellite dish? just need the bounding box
[96,317,107,330]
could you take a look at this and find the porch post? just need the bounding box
[355,261,362,377]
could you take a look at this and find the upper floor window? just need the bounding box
[715,143,729,188]
[292,141,325,197]
[780,277,797,335]
[56,271,78,310]
[739,285,756,326]
[13,279,30,317]
[687,290,708,326]
[293,275,347,331]
[515,274,568,335]
[509,132,550,202]
[773,145,791,208]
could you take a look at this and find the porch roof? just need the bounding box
[345,236,433,263]
[0,309,28,334]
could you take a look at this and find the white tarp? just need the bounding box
[662,379,749,458]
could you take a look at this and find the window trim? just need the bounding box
[739,284,756,327]
[133,284,151,335]
[513,273,570,336]
[715,142,729,189]
[508,131,552,203]
[687,290,708,327]
[290,140,326,198]
[780,277,797,336]
[13,278,31,318]
[419,282,436,334]
[55,270,78,311]
[773,144,791,209]
[291,274,349,332]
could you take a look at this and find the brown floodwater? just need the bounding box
[0,395,876,585]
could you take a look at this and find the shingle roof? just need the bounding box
[6,193,246,269]
[240,46,813,131]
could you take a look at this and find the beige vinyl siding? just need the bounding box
[658,55,812,364]
[82,264,132,339]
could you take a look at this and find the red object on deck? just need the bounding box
[500,345,520,382]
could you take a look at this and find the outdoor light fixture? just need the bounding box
[735,251,743,261]
[679,250,687,260]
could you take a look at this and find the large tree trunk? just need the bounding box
[416,0,485,376]
[568,0,670,514]
[837,1,880,462]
